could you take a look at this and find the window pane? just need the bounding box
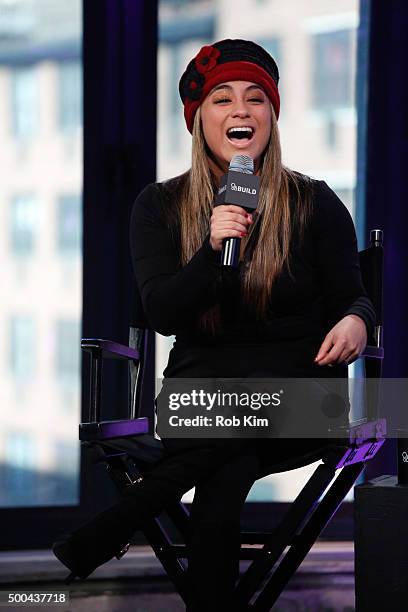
[55,319,80,382]
[0,0,82,508]
[1,432,37,506]
[11,65,39,138]
[312,29,353,111]
[58,61,82,131]
[10,195,37,255]
[9,316,36,378]
[57,194,82,254]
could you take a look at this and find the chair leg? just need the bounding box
[235,461,337,605]
[89,451,192,603]
[165,500,190,540]
[142,515,190,605]
[250,462,364,611]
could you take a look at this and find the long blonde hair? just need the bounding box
[172,104,314,335]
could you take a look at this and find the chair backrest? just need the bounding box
[357,229,384,422]
[358,229,384,351]
[128,326,148,420]
[127,282,154,421]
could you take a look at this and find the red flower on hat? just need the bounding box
[195,45,221,74]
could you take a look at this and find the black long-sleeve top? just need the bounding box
[129,174,375,378]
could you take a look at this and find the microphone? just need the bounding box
[214,155,260,267]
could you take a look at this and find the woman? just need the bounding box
[53,39,375,610]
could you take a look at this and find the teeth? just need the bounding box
[227,127,254,135]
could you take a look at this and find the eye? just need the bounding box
[248,97,264,103]
[214,97,231,104]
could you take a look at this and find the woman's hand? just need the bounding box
[209,204,253,252]
[314,314,367,367]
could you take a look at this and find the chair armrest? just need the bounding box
[360,345,384,359]
[81,338,140,361]
[349,417,387,445]
[79,417,149,441]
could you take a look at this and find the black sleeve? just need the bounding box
[313,180,376,340]
[129,183,221,336]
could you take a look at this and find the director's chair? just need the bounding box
[78,229,384,610]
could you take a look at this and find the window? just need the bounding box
[11,65,39,139]
[4,431,35,470]
[0,0,83,516]
[1,0,82,513]
[55,440,79,476]
[2,432,36,506]
[10,195,37,256]
[312,29,354,111]
[57,194,82,254]
[55,319,80,383]
[58,61,82,131]
[10,316,36,379]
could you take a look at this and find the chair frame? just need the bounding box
[78,229,385,610]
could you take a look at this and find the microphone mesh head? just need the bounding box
[229,155,254,174]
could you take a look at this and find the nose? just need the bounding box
[231,98,251,117]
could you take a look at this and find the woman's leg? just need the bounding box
[53,438,256,579]
[185,444,261,612]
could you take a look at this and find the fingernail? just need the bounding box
[240,232,247,237]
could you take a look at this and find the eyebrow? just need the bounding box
[210,84,265,95]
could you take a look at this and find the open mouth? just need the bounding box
[226,126,254,144]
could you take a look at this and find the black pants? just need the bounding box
[123,437,327,611]
[121,438,258,610]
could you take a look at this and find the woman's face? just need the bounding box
[200,80,272,174]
